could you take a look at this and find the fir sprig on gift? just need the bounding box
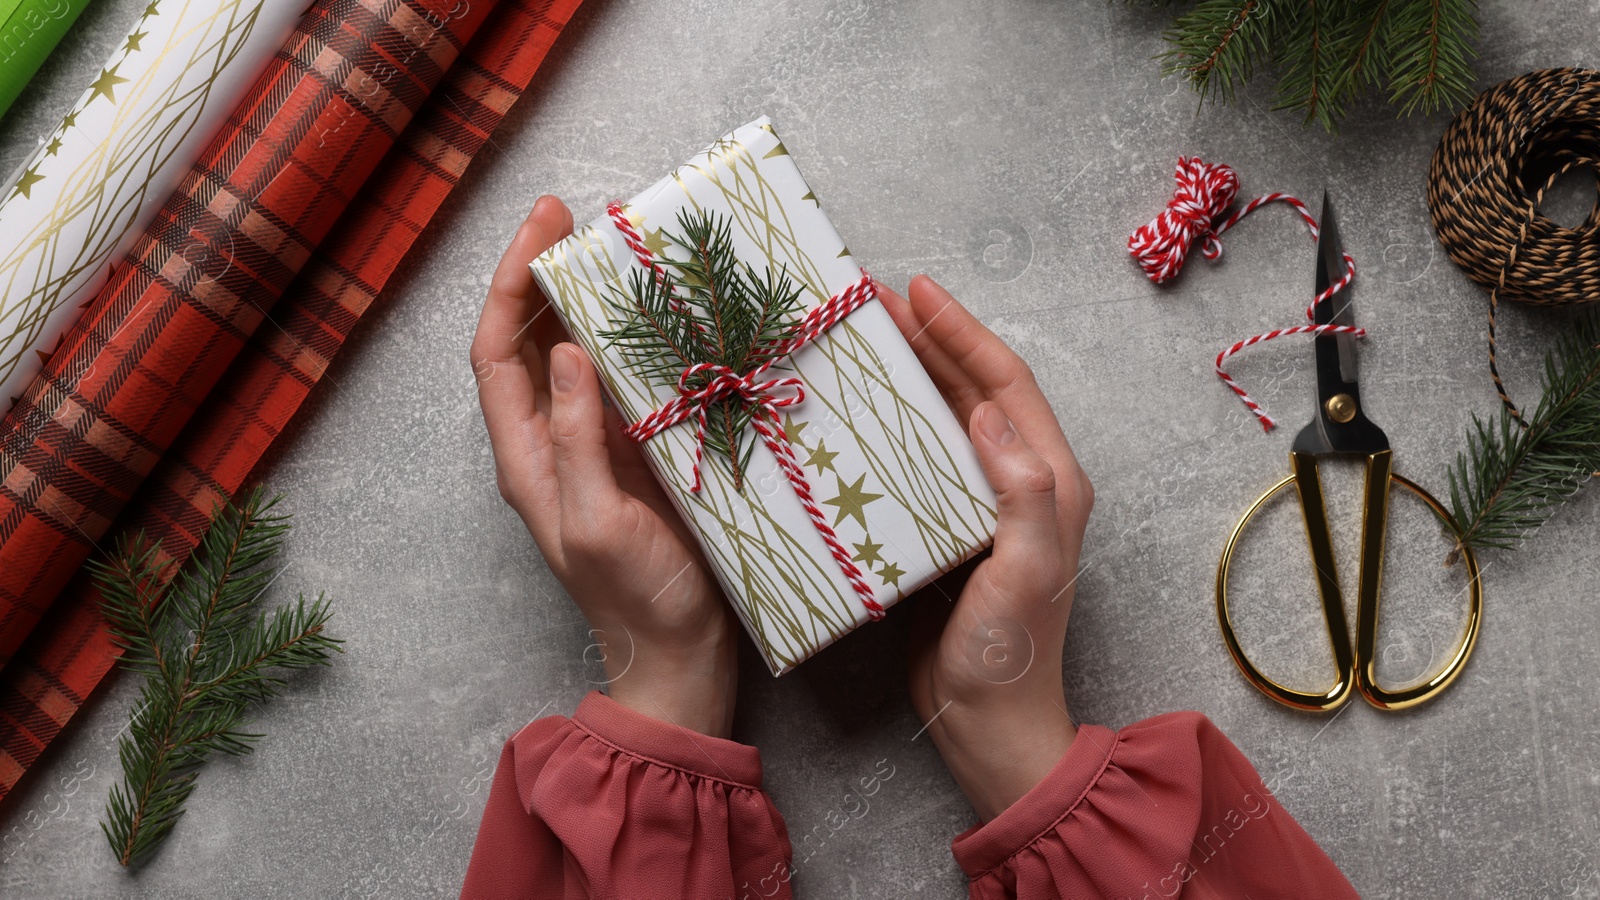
[600,209,806,490]
[90,489,341,867]
[1445,314,1600,559]
[1138,0,1480,131]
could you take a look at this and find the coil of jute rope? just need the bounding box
[1427,67,1600,421]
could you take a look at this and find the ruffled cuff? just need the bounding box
[950,712,1356,899]
[566,691,765,789]
[950,723,1121,879]
[465,692,791,900]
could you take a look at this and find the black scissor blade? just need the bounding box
[1318,195,1356,385]
[1314,192,1345,313]
[1314,194,1358,386]
[1293,193,1389,456]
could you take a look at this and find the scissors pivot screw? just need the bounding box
[1326,393,1357,424]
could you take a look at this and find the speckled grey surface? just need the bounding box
[2,0,1599,897]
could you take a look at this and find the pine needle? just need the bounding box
[599,209,806,490]
[1445,314,1600,560]
[89,489,342,867]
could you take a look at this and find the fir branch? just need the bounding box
[1135,0,1480,130]
[95,537,175,684]
[1273,0,1398,128]
[1342,0,1395,93]
[1271,0,1339,129]
[599,209,807,490]
[1384,0,1479,116]
[1156,0,1281,107]
[89,489,342,867]
[1445,315,1600,559]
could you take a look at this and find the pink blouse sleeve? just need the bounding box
[461,692,793,899]
[951,712,1357,899]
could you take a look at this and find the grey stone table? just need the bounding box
[2,0,1598,896]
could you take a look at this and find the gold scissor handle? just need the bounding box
[1216,450,1483,712]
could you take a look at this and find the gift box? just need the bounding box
[530,117,998,674]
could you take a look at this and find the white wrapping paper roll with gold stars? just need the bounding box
[0,0,308,408]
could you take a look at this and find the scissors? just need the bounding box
[1215,195,1483,713]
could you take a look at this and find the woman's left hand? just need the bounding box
[882,275,1093,822]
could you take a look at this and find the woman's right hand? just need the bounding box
[881,275,1095,823]
[471,196,739,739]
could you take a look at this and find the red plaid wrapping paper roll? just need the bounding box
[0,0,585,802]
[0,0,496,667]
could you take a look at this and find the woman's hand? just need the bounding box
[471,196,739,738]
[881,275,1094,823]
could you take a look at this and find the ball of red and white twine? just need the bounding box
[1128,157,1364,431]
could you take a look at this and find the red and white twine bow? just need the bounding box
[1127,157,1364,431]
[627,362,805,493]
[607,202,885,618]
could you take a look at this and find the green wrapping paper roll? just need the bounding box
[0,0,94,122]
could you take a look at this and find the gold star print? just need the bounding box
[11,165,43,199]
[804,439,838,474]
[143,1,159,16]
[61,111,77,128]
[44,138,62,156]
[823,473,882,530]
[619,204,645,230]
[781,413,808,447]
[852,538,884,567]
[877,562,906,587]
[124,30,147,52]
[641,227,670,256]
[88,64,129,104]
